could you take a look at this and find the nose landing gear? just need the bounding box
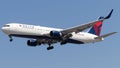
[9,35,13,42]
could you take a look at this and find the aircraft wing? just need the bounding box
[61,9,113,35]
[61,20,102,35]
[36,39,58,45]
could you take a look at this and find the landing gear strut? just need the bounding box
[47,43,54,50]
[9,35,13,42]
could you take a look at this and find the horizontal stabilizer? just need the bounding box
[95,32,117,39]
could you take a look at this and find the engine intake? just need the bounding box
[50,31,62,38]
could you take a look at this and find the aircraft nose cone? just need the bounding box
[1,27,9,34]
[1,27,5,31]
[1,27,7,33]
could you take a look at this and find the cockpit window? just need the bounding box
[4,25,10,27]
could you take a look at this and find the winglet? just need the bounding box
[98,9,113,20]
[89,9,114,36]
[104,9,113,19]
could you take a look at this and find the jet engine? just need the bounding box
[27,40,37,47]
[50,31,62,38]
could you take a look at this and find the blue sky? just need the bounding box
[0,0,119,68]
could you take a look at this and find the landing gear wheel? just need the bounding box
[10,39,13,42]
[47,46,54,50]
[9,35,13,42]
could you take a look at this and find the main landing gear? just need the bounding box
[9,35,13,42]
[47,43,54,50]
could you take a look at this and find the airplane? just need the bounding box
[1,9,117,50]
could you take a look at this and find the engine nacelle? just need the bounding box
[27,40,37,47]
[50,31,62,38]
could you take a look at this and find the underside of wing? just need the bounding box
[36,39,58,45]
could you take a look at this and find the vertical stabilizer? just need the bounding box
[88,20,103,36]
[88,9,113,36]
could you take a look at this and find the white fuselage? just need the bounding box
[2,23,103,44]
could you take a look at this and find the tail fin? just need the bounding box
[88,20,103,36]
[88,9,113,36]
